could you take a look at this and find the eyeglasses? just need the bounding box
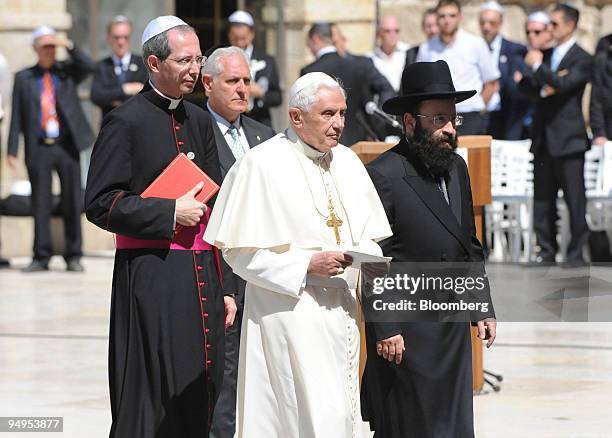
[415,114,463,127]
[164,55,206,68]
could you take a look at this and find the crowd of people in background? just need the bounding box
[0,2,610,437]
[1,1,611,265]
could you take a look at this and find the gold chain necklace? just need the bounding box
[290,146,345,244]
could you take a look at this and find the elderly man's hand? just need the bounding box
[224,296,237,329]
[477,318,497,348]
[308,251,353,277]
[593,136,608,146]
[376,334,405,364]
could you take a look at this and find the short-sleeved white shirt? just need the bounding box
[416,29,500,113]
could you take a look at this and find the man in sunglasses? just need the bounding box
[85,16,236,437]
[362,60,496,438]
[518,3,592,267]
[525,11,553,52]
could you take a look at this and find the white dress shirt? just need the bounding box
[417,29,500,113]
[486,35,502,112]
[369,41,410,92]
[111,52,132,76]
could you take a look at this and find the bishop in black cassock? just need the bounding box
[86,80,235,438]
[85,18,235,438]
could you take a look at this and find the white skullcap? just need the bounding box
[527,11,550,25]
[32,25,56,44]
[228,10,254,27]
[142,15,188,46]
[289,72,339,98]
[480,1,504,14]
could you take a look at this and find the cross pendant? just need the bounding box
[326,210,343,245]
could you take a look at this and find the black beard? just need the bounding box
[407,122,458,177]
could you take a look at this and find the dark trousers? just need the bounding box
[533,147,589,262]
[26,142,82,262]
[210,305,242,438]
[457,111,488,136]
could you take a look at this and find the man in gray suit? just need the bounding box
[201,46,275,438]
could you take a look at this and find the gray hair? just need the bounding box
[142,24,195,70]
[201,46,250,78]
[288,72,346,112]
[107,15,132,34]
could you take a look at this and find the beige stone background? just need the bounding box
[1,0,612,257]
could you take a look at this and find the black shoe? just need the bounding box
[0,257,10,269]
[22,259,49,272]
[66,259,84,272]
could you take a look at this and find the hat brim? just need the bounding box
[382,90,477,115]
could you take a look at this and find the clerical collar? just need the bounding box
[285,127,332,162]
[148,80,182,110]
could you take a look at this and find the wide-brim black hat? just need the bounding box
[382,60,477,115]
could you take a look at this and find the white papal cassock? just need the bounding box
[204,128,392,438]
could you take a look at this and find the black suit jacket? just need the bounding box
[247,47,282,127]
[300,51,372,146]
[8,46,95,163]
[590,34,612,139]
[496,38,529,139]
[206,109,276,178]
[366,139,495,340]
[518,42,592,157]
[90,53,148,118]
[345,52,396,140]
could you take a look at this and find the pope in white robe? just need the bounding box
[204,72,392,438]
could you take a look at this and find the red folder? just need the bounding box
[141,153,220,203]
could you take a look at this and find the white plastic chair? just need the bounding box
[486,139,534,262]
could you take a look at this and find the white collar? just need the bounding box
[207,102,241,134]
[374,41,409,57]
[316,46,337,59]
[285,127,332,162]
[489,34,502,51]
[149,80,182,110]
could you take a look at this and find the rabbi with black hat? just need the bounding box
[361,60,497,438]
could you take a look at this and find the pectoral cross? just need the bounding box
[326,210,343,245]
